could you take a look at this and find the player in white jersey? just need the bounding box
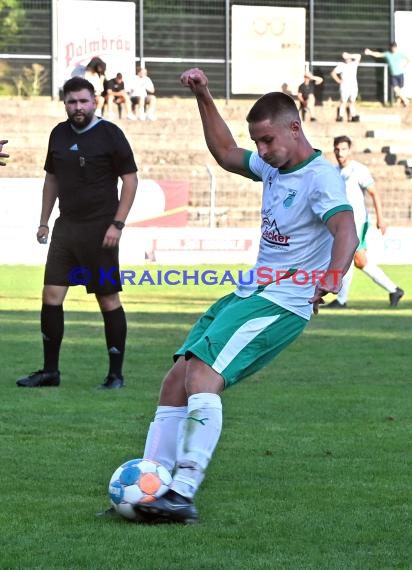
[324,135,404,309]
[129,69,358,524]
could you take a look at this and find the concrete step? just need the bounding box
[384,144,412,155]
[358,113,402,124]
[366,128,412,140]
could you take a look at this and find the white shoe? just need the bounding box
[95,109,102,118]
[127,113,137,121]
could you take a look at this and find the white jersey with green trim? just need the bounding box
[235,150,352,320]
[336,160,373,232]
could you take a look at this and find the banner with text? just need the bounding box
[55,0,136,90]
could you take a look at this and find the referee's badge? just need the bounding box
[283,190,297,208]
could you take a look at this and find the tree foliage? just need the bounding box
[0,0,25,51]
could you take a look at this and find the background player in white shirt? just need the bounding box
[324,135,404,309]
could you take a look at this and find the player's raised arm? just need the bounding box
[364,48,384,58]
[180,68,250,178]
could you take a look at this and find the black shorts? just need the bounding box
[391,74,404,89]
[44,216,122,295]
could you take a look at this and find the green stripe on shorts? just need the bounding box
[357,221,369,251]
[175,292,307,388]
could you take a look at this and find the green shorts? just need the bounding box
[175,292,307,388]
[357,221,368,251]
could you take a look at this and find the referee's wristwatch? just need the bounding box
[111,220,125,230]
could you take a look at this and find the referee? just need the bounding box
[17,77,138,389]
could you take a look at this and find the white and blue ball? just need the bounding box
[108,458,172,520]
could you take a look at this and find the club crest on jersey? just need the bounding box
[283,189,297,208]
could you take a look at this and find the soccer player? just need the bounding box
[130,68,358,524]
[324,135,404,309]
[16,77,138,389]
[0,139,9,165]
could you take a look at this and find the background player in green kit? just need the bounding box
[16,77,138,390]
[130,68,359,524]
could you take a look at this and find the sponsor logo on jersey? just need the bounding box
[261,212,290,246]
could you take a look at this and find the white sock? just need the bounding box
[143,405,187,473]
[362,263,397,293]
[171,393,223,499]
[337,263,354,304]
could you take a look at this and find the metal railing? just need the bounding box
[0,53,390,104]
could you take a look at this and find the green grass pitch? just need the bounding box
[1,264,411,570]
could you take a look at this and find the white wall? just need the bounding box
[1,178,411,266]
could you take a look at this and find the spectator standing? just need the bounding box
[297,71,323,121]
[331,52,361,122]
[364,42,410,107]
[129,67,156,121]
[16,77,138,389]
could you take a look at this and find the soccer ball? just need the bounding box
[108,458,172,520]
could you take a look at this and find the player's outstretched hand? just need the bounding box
[180,68,208,93]
[377,219,388,235]
[309,272,342,315]
[308,284,328,315]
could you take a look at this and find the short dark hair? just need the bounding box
[389,41,397,48]
[246,92,299,125]
[63,76,95,98]
[333,135,352,147]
